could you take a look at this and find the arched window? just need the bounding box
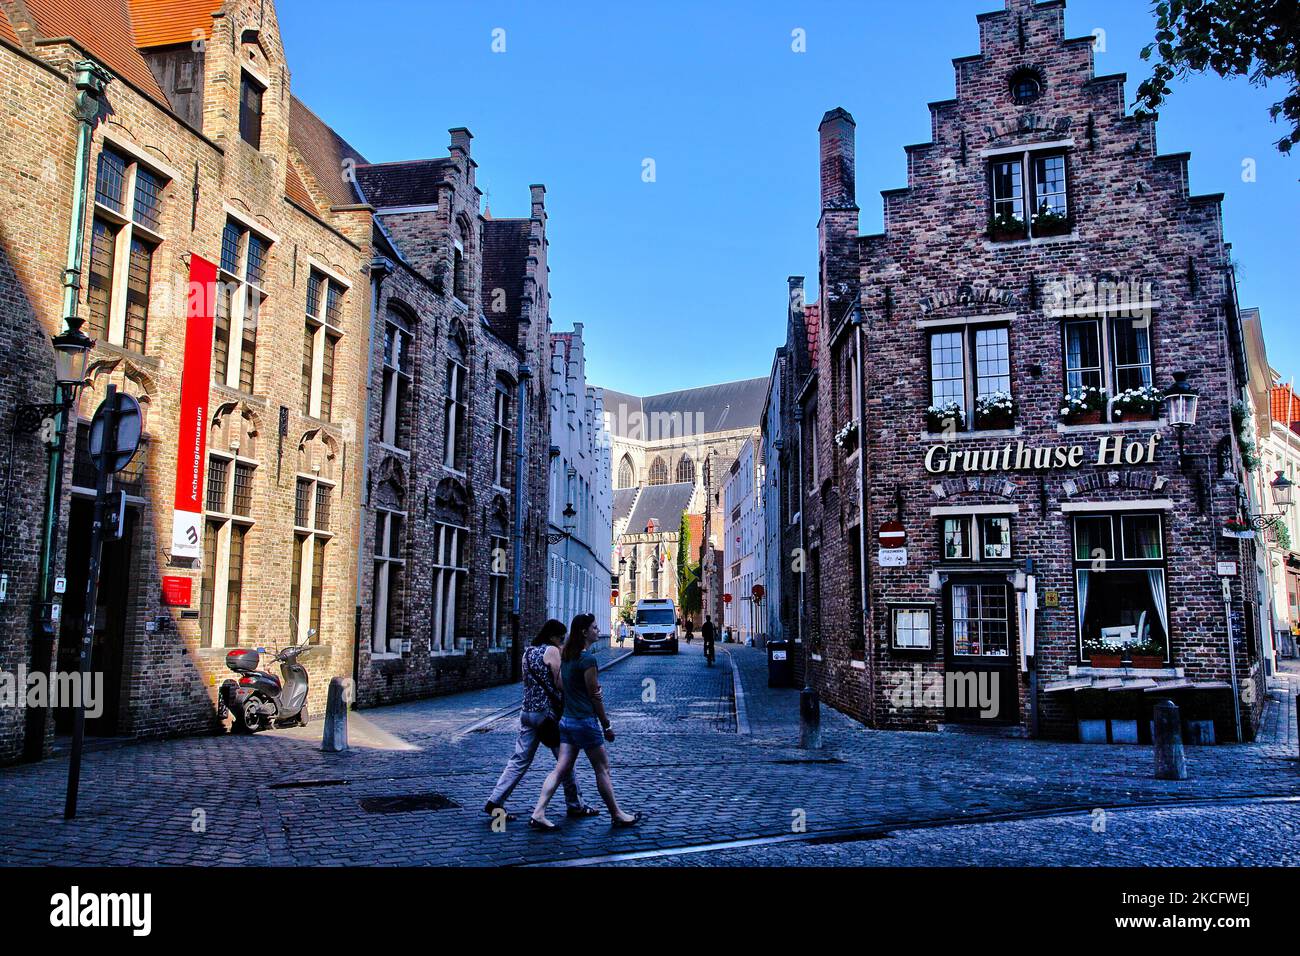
[648,456,668,485]
[676,455,695,484]
[617,455,635,489]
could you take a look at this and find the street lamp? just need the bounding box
[52,325,94,394]
[1270,470,1294,510]
[1164,371,1200,470]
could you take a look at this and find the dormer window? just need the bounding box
[239,71,264,149]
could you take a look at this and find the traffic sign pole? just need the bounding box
[65,385,137,820]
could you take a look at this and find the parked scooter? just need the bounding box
[217,642,312,733]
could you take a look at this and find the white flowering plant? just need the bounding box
[833,420,858,449]
[925,401,965,432]
[1059,385,1108,420]
[1111,385,1162,419]
[974,390,1016,425]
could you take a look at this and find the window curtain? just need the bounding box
[1076,569,1091,640]
[1146,569,1168,641]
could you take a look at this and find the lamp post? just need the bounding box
[20,59,108,763]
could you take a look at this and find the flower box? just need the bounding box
[1089,653,1122,668]
[926,403,965,434]
[1130,655,1165,669]
[1064,410,1103,426]
[987,214,1026,243]
[975,411,1014,431]
[1031,214,1073,238]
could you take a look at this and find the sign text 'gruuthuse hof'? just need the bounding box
[924,433,1162,475]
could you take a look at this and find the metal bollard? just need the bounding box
[322,676,352,753]
[800,685,822,750]
[1153,699,1187,781]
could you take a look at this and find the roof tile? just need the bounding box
[127,0,221,49]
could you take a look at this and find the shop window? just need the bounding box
[891,604,934,652]
[1073,513,1169,660]
[941,514,1014,562]
[88,147,167,353]
[987,149,1071,240]
[927,325,1012,431]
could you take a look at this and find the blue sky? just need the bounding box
[280,0,1299,395]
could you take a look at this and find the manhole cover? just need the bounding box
[359,792,461,814]
[269,779,350,790]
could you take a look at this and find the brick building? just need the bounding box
[546,324,613,634]
[788,0,1267,743]
[0,0,551,762]
[605,378,766,627]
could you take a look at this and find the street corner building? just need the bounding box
[781,0,1268,744]
[0,0,552,763]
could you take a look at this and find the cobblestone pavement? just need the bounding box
[606,800,1300,867]
[1,640,1297,866]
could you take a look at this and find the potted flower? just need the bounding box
[1128,639,1166,669]
[1222,517,1255,540]
[987,211,1027,242]
[1030,203,1072,237]
[974,390,1016,430]
[833,420,858,453]
[1111,385,1163,422]
[1083,638,1123,668]
[1059,385,1108,425]
[926,401,965,434]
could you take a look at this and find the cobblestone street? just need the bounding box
[2,643,1297,867]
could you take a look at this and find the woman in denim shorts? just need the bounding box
[529,614,642,830]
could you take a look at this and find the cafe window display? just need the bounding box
[1073,512,1169,661]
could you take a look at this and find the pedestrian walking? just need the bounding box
[485,619,598,822]
[685,619,694,644]
[529,613,641,831]
[701,615,716,665]
[618,620,628,646]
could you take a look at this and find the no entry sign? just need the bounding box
[878,521,907,549]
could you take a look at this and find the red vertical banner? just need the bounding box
[171,255,217,558]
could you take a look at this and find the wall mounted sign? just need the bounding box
[879,548,908,568]
[924,434,1162,476]
[878,521,907,548]
[161,576,192,607]
[171,255,217,559]
[1044,590,1060,608]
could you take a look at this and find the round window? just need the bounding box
[1009,69,1043,105]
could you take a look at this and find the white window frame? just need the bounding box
[89,145,168,352]
[303,267,346,421]
[372,507,407,655]
[202,449,256,648]
[292,473,334,645]
[216,219,270,394]
[432,521,468,654]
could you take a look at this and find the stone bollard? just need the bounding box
[800,685,822,750]
[1153,699,1187,781]
[322,676,353,753]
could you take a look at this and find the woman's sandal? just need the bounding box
[566,805,601,818]
[528,816,559,832]
[610,811,643,829]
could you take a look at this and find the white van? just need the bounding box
[632,598,679,655]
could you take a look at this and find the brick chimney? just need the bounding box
[819,107,856,209]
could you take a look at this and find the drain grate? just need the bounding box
[269,779,350,790]
[359,792,461,814]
